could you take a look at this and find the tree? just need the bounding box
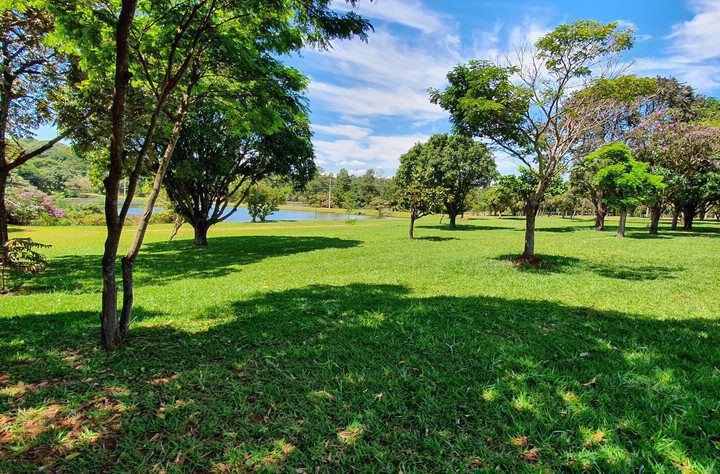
[629,110,720,232]
[0,5,84,253]
[593,143,664,237]
[394,144,445,239]
[407,134,495,229]
[572,76,695,233]
[246,183,284,224]
[573,135,643,230]
[431,20,633,261]
[55,0,372,349]
[164,96,314,245]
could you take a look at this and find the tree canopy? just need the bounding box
[430,20,634,259]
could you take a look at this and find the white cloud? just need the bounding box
[633,0,720,92]
[334,0,448,34]
[338,160,367,167]
[312,123,371,140]
[668,0,720,61]
[304,11,556,174]
[314,133,429,172]
[309,81,446,119]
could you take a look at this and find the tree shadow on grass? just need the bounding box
[414,236,459,242]
[2,284,718,472]
[494,254,582,274]
[418,224,513,232]
[494,254,683,281]
[635,228,720,239]
[29,235,361,294]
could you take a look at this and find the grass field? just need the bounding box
[1,216,719,472]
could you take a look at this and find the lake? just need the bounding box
[126,206,383,222]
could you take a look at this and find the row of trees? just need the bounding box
[298,168,395,212]
[2,0,374,348]
[386,19,720,258]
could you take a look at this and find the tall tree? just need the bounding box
[571,76,694,233]
[629,109,720,232]
[567,75,659,230]
[431,20,633,261]
[55,0,372,349]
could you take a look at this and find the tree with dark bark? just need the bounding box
[567,75,668,230]
[431,20,633,261]
[54,0,373,349]
[628,109,720,233]
[593,143,664,237]
[0,5,83,253]
[164,103,314,245]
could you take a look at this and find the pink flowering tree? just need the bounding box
[6,188,66,225]
[628,111,720,233]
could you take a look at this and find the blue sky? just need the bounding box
[287,0,720,176]
[34,1,720,176]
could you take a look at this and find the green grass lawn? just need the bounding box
[2,216,719,472]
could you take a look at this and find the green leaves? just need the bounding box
[430,61,530,148]
[535,20,634,77]
[593,143,665,211]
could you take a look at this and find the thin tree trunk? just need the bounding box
[0,173,8,251]
[119,94,189,335]
[523,201,539,257]
[409,216,415,240]
[100,0,138,350]
[617,210,627,238]
[671,208,680,230]
[448,213,457,230]
[649,203,661,235]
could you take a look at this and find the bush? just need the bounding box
[246,183,284,222]
[1,238,50,293]
[149,209,178,225]
[6,188,66,225]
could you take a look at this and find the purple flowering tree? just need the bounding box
[629,111,720,232]
[6,188,66,225]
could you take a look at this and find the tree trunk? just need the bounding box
[671,208,680,230]
[594,202,607,231]
[617,210,627,238]
[119,94,189,335]
[0,173,8,251]
[523,201,539,257]
[682,203,696,231]
[101,226,122,349]
[409,216,415,240]
[99,0,138,350]
[649,204,661,236]
[448,213,457,230]
[193,222,209,246]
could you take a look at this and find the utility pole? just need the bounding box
[327,176,332,209]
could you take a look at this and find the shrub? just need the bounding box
[1,238,50,293]
[6,188,66,225]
